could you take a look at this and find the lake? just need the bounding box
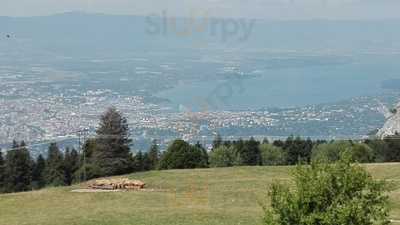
[157,54,400,111]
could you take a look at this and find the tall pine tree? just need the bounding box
[4,141,33,193]
[132,151,145,172]
[237,137,261,166]
[64,148,80,185]
[148,140,160,170]
[212,133,223,150]
[76,138,99,181]
[0,150,4,192]
[383,134,400,162]
[285,136,313,164]
[32,154,46,189]
[44,143,65,186]
[93,107,132,176]
[195,141,209,167]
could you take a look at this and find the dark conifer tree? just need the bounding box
[195,141,209,167]
[4,141,33,193]
[223,140,232,147]
[83,138,96,160]
[132,151,144,172]
[284,136,313,164]
[366,139,390,162]
[75,139,99,181]
[303,138,314,162]
[0,150,4,192]
[44,143,65,186]
[64,148,80,185]
[237,137,261,166]
[212,133,223,150]
[93,107,132,176]
[383,134,400,162]
[273,140,285,148]
[142,152,152,171]
[285,136,300,165]
[159,140,208,170]
[32,154,46,189]
[147,140,160,170]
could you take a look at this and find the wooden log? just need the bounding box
[88,178,146,190]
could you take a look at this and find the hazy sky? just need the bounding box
[1,0,400,20]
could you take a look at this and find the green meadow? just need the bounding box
[1,164,399,225]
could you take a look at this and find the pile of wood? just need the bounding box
[88,178,145,190]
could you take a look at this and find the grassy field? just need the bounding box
[0,164,400,225]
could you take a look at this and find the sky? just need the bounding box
[1,0,400,20]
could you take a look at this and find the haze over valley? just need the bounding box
[1,12,400,150]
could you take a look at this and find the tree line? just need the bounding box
[1,107,400,194]
[209,133,400,168]
[0,141,80,193]
[0,107,161,193]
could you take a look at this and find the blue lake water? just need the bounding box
[157,55,400,111]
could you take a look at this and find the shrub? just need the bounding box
[312,141,375,163]
[209,146,237,167]
[260,144,287,166]
[311,141,352,162]
[159,140,208,170]
[264,153,390,225]
[351,143,374,163]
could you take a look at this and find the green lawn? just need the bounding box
[0,164,399,225]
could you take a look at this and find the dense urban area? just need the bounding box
[1,77,398,150]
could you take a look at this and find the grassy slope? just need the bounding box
[0,164,399,225]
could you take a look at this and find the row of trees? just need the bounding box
[1,107,400,194]
[0,141,80,193]
[79,108,206,178]
[0,107,159,193]
[209,134,400,168]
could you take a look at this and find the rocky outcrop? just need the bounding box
[377,105,400,138]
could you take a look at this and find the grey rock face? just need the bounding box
[377,106,400,138]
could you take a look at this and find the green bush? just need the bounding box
[351,143,375,163]
[264,153,390,225]
[260,144,287,166]
[311,141,352,162]
[209,146,237,167]
[159,140,208,170]
[312,141,375,163]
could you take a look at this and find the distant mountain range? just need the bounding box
[1,12,400,55]
[2,12,400,142]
